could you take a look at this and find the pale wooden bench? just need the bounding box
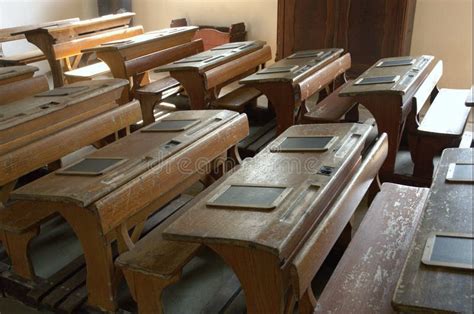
[0,75,49,105]
[0,49,45,66]
[314,183,429,314]
[64,61,111,83]
[212,86,261,112]
[412,87,471,178]
[303,80,359,123]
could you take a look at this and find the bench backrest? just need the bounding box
[299,53,351,101]
[412,60,443,115]
[204,45,272,89]
[289,133,388,300]
[127,39,204,89]
[0,75,49,106]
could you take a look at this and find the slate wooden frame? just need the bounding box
[206,184,293,210]
[421,232,474,270]
[375,58,415,68]
[270,135,338,152]
[141,119,201,132]
[354,75,400,86]
[445,163,474,183]
[55,157,127,176]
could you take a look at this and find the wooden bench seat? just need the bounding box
[0,49,45,66]
[212,86,261,112]
[303,80,359,123]
[115,167,236,313]
[64,61,110,83]
[413,88,471,178]
[314,183,429,314]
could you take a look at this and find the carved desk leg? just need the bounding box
[171,71,210,110]
[1,228,39,279]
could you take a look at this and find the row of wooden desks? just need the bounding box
[10,110,249,311]
[240,48,344,134]
[393,148,473,313]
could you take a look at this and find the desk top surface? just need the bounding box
[0,79,127,146]
[240,48,343,85]
[466,86,474,107]
[0,65,38,82]
[82,26,198,54]
[393,148,474,313]
[340,55,435,97]
[155,40,266,73]
[164,123,373,261]
[0,18,79,43]
[12,110,241,208]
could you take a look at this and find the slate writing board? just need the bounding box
[287,51,323,59]
[174,56,213,64]
[207,185,292,210]
[211,43,246,50]
[141,119,200,132]
[446,163,474,183]
[422,233,473,270]
[35,86,89,97]
[376,58,415,68]
[271,136,337,152]
[56,157,126,176]
[354,75,400,86]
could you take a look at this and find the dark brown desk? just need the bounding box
[240,49,344,134]
[393,148,474,313]
[155,41,271,109]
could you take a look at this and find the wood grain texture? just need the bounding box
[212,86,261,112]
[0,100,141,186]
[0,79,128,156]
[315,183,429,314]
[393,148,474,313]
[0,65,37,86]
[0,75,49,106]
[0,17,79,43]
[0,49,45,66]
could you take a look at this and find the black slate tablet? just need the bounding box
[422,233,473,270]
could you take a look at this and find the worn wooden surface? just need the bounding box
[213,86,261,112]
[11,110,249,311]
[315,183,429,313]
[17,13,137,87]
[0,75,49,106]
[418,89,471,136]
[241,48,343,84]
[290,135,388,306]
[0,50,45,66]
[0,79,128,156]
[0,18,79,43]
[393,148,474,313]
[0,66,38,86]
[156,40,266,73]
[241,52,348,135]
[276,0,417,76]
[340,55,434,97]
[164,123,379,313]
[339,55,438,178]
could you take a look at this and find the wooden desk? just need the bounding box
[15,13,139,87]
[82,26,198,102]
[393,148,474,313]
[164,122,382,313]
[339,55,436,178]
[240,49,344,134]
[0,65,38,85]
[155,40,271,109]
[466,85,474,107]
[0,18,79,43]
[0,79,129,202]
[11,110,249,311]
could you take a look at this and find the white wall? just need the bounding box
[0,0,97,73]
